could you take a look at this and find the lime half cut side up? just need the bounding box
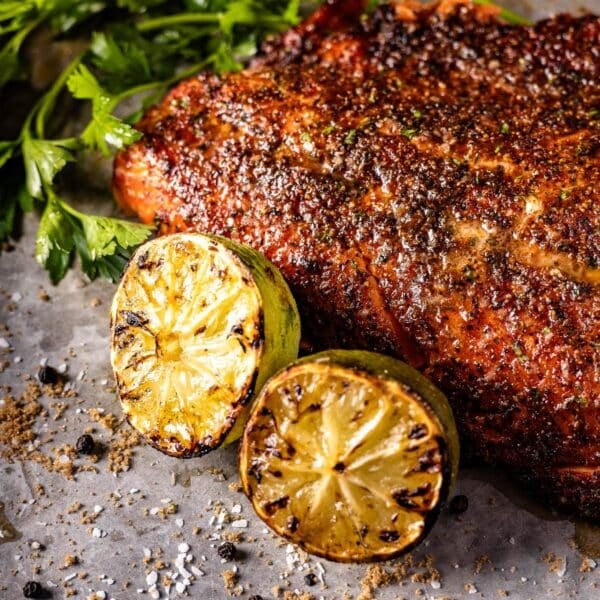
[240,350,459,562]
[110,233,300,458]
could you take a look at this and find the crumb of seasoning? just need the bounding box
[90,297,102,307]
[88,408,120,431]
[38,288,50,301]
[580,557,597,572]
[304,573,317,586]
[475,554,493,574]
[228,481,244,493]
[221,569,242,596]
[543,552,566,575]
[67,502,82,514]
[63,554,79,568]
[107,427,142,473]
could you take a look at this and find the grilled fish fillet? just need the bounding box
[113,0,600,517]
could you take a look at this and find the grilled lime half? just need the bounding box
[110,233,300,457]
[240,350,459,562]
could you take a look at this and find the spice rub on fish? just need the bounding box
[113,0,600,517]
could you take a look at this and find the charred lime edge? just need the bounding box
[240,349,460,563]
[110,232,301,458]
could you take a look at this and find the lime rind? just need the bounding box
[110,232,300,457]
[240,350,459,562]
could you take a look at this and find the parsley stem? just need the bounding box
[111,58,212,107]
[35,54,84,140]
[136,12,220,32]
[472,0,533,25]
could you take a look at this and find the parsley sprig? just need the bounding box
[0,0,300,283]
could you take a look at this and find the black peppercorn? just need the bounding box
[217,541,236,561]
[75,434,95,455]
[23,581,44,598]
[449,494,469,514]
[248,596,264,600]
[37,365,59,385]
[304,573,318,586]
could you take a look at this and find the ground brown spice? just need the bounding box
[222,569,243,596]
[107,427,142,473]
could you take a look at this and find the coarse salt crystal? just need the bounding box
[208,515,216,526]
[191,566,205,577]
[231,504,242,514]
[143,547,152,558]
[150,507,160,515]
[130,488,140,494]
[92,527,102,538]
[231,519,248,528]
[10,292,22,302]
[161,498,172,504]
[148,584,160,599]
[176,582,186,594]
[95,592,107,600]
[13,356,22,363]
[0,337,10,349]
[94,505,104,513]
[431,580,441,589]
[146,571,158,586]
[57,363,68,374]
[175,518,184,528]
[178,543,190,554]
[64,573,77,582]
[30,541,41,549]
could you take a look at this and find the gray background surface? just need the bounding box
[2,1,600,599]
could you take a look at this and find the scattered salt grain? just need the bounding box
[0,337,10,349]
[178,543,190,554]
[13,356,22,363]
[94,505,104,514]
[143,548,152,559]
[63,573,77,582]
[57,363,68,374]
[231,519,248,528]
[175,518,184,528]
[191,566,205,577]
[146,571,158,586]
[231,504,242,514]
